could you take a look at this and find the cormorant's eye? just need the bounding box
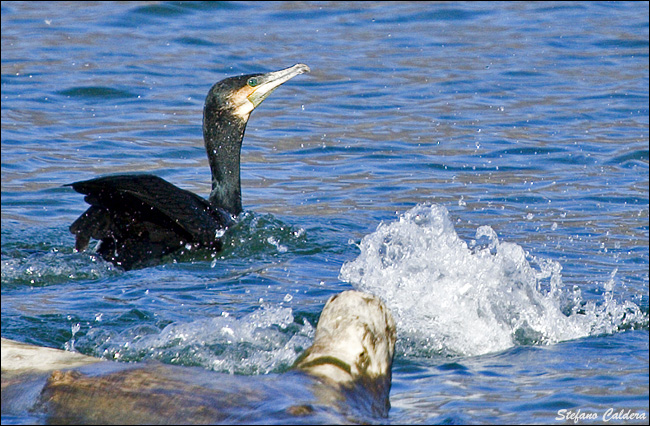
[248,77,258,87]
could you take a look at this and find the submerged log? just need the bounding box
[2,290,396,424]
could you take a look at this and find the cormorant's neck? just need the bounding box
[203,107,248,216]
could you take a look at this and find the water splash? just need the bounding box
[340,204,646,357]
[1,246,117,287]
[83,304,314,374]
[63,322,82,352]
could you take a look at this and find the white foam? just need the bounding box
[91,304,314,374]
[340,204,646,357]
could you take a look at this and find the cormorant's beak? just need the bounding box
[247,63,310,108]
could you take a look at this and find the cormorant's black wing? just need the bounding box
[67,174,233,269]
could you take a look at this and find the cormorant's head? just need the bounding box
[205,63,310,122]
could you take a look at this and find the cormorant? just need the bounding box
[67,64,310,270]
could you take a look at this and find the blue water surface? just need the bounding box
[1,1,648,424]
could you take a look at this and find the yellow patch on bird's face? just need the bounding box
[228,85,257,120]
